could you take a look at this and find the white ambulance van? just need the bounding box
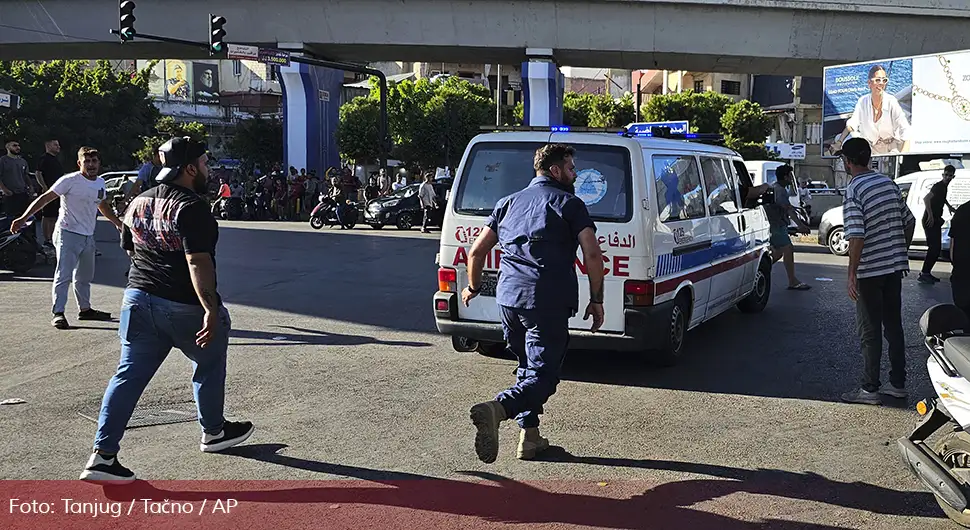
[432,127,774,365]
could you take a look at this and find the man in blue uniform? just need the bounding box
[461,143,606,463]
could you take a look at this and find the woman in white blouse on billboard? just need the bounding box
[831,64,911,156]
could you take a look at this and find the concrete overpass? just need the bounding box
[3,0,969,174]
[1,0,969,74]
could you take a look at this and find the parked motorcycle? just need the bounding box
[0,214,39,274]
[899,304,970,526]
[309,195,358,230]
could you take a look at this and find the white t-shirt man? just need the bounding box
[49,171,107,236]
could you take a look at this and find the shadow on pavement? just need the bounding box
[561,262,953,404]
[231,325,431,348]
[96,442,939,529]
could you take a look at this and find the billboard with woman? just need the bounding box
[823,49,970,157]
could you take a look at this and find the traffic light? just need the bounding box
[119,1,136,41]
[209,14,226,55]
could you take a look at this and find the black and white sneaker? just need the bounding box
[79,453,136,484]
[200,421,255,453]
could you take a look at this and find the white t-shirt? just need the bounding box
[49,172,106,236]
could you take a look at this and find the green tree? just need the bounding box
[640,90,734,133]
[588,93,636,128]
[227,116,283,174]
[335,96,382,164]
[563,92,594,127]
[133,116,208,164]
[721,100,773,149]
[422,77,493,168]
[0,60,160,170]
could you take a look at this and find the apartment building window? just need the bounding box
[720,80,742,95]
[693,80,704,93]
[232,60,242,76]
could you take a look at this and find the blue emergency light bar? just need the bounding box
[476,125,723,144]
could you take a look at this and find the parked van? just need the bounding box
[432,129,774,365]
[818,168,970,256]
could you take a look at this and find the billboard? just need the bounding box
[193,62,220,104]
[165,60,193,102]
[823,49,970,157]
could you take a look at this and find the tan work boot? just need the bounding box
[470,401,507,464]
[517,427,550,460]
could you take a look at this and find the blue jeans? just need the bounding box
[51,229,96,314]
[495,305,571,429]
[93,289,231,454]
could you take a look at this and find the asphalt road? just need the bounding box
[0,220,962,529]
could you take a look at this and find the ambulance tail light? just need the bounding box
[438,267,457,292]
[624,280,654,306]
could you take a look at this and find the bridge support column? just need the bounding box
[521,48,564,127]
[279,60,343,175]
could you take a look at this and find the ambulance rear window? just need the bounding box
[453,142,632,221]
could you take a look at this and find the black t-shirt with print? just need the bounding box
[121,183,220,305]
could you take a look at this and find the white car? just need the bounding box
[817,168,969,256]
[433,127,774,366]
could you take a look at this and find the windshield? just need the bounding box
[390,184,418,198]
[453,142,633,221]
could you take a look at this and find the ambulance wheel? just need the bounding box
[738,258,772,313]
[452,336,479,353]
[476,341,514,360]
[652,293,689,367]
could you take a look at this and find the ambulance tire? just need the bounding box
[738,258,772,314]
[651,293,690,367]
[452,335,479,353]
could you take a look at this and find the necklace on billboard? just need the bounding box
[913,55,970,121]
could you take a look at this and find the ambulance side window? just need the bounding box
[700,157,739,215]
[653,155,706,223]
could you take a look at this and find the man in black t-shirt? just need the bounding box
[80,137,254,484]
[35,139,64,248]
[920,165,957,283]
[948,201,970,317]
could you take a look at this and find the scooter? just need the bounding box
[309,194,358,230]
[0,213,39,274]
[899,304,970,527]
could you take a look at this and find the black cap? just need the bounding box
[155,136,208,183]
[834,137,871,164]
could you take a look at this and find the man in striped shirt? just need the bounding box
[837,138,915,405]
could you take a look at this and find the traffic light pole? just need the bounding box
[110,29,391,173]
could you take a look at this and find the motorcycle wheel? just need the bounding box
[309,216,325,230]
[933,431,970,527]
[6,238,37,274]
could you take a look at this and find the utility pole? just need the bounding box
[495,64,502,126]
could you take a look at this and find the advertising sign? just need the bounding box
[626,121,690,135]
[193,62,220,105]
[258,48,291,67]
[766,143,806,160]
[823,48,970,157]
[227,44,259,61]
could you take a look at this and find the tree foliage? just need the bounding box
[640,90,734,134]
[226,116,283,174]
[721,99,774,153]
[0,60,160,170]
[335,96,382,165]
[133,116,208,164]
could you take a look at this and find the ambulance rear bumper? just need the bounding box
[432,291,673,352]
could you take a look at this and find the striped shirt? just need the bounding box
[843,171,916,279]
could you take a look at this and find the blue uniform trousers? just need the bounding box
[495,305,571,428]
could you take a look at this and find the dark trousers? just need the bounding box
[2,192,30,218]
[922,219,944,274]
[953,275,970,319]
[856,271,906,392]
[495,305,571,429]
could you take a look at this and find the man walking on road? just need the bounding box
[764,164,812,290]
[11,147,122,329]
[80,137,253,484]
[34,139,64,249]
[919,164,957,283]
[837,138,915,405]
[462,144,605,463]
[418,172,438,233]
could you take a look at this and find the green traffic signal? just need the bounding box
[119,1,136,42]
[209,14,227,55]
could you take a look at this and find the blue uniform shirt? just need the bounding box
[485,176,596,313]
